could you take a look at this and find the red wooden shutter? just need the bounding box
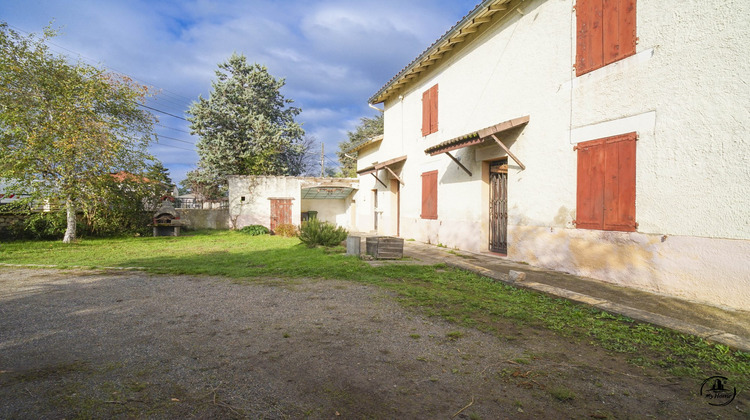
[430,84,438,134]
[421,85,439,136]
[422,89,430,136]
[619,0,637,60]
[578,0,636,75]
[576,0,604,76]
[603,0,636,64]
[576,139,605,229]
[603,133,636,231]
[421,170,438,219]
[575,0,590,76]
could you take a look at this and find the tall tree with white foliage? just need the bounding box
[187,54,306,194]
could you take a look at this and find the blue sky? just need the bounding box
[1,0,480,184]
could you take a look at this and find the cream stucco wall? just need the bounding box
[353,143,402,236]
[228,176,358,230]
[356,0,750,309]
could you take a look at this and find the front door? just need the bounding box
[270,198,292,232]
[489,160,508,254]
[391,179,400,236]
[372,189,378,232]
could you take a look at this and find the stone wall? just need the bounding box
[176,209,231,230]
[0,213,25,231]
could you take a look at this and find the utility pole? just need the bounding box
[320,143,325,177]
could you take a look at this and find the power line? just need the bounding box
[157,124,192,134]
[138,103,188,121]
[150,143,195,152]
[324,155,341,168]
[157,134,196,145]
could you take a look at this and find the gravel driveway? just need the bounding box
[0,268,744,418]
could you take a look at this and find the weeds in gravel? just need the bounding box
[2,231,749,389]
[445,331,464,341]
[549,386,576,402]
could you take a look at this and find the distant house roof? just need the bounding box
[0,181,27,204]
[110,171,152,183]
[369,0,513,104]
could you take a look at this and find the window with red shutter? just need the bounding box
[576,139,606,230]
[421,84,438,136]
[421,170,438,219]
[421,90,430,136]
[576,0,636,76]
[576,132,636,232]
[430,85,438,134]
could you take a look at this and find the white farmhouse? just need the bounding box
[352,0,750,310]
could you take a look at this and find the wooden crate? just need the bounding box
[365,236,404,259]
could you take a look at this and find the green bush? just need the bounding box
[239,225,269,236]
[25,211,68,239]
[299,218,348,247]
[273,223,298,237]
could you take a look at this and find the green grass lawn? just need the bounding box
[2,230,749,388]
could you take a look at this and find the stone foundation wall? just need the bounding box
[176,209,231,230]
[0,213,26,230]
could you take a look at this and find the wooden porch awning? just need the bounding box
[356,155,407,186]
[424,115,530,156]
[374,155,407,170]
[356,165,377,176]
[356,155,407,175]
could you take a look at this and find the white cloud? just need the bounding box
[1,0,481,182]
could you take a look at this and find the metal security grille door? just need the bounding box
[270,199,292,232]
[372,189,378,232]
[489,161,508,254]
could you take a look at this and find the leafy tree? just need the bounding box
[182,168,225,200]
[187,54,307,183]
[288,135,319,177]
[146,161,172,189]
[0,23,157,243]
[336,113,383,177]
[80,172,163,236]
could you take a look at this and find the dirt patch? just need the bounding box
[0,268,745,418]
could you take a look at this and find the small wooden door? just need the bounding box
[270,199,292,232]
[391,179,400,237]
[489,161,508,254]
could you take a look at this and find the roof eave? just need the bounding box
[368,0,512,105]
[346,134,384,154]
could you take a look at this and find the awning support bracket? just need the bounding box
[383,166,404,185]
[491,134,526,170]
[370,172,388,188]
[445,151,473,176]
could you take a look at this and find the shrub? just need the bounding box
[299,218,348,247]
[24,211,68,239]
[240,225,269,236]
[273,223,298,238]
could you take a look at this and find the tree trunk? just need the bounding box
[62,197,76,243]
